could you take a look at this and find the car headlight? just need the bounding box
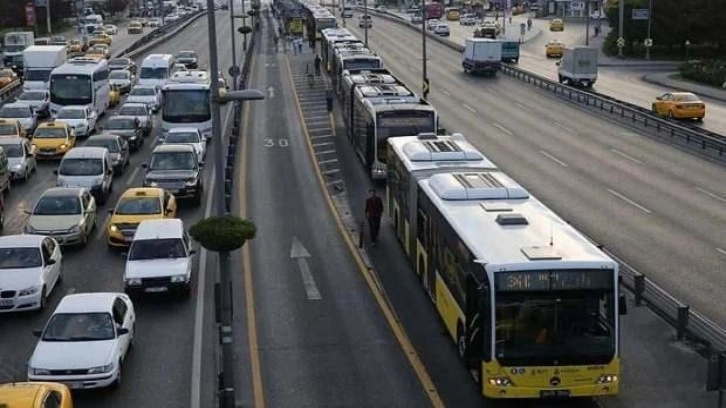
[126,278,142,286]
[31,367,51,375]
[185,178,197,186]
[148,181,158,187]
[12,163,23,171]
[68,224,81,233]
[59,143,68,150]
[597,374,618,384]
[24,224,36,234]
[109,224,119,232]
[130,135,138,140]
[170,275,187,283]
[87,363,114,374]
[18,286,41,296]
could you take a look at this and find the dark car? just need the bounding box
[175,50,198,69]
[108,58,138,75]
[85,134,130,175]
[102,116,143,151]
[143,144,202,205]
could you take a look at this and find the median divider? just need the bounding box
[121,11,208,60]
[358,4,726,364]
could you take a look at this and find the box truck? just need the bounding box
[23,45,68,90]
[462,38,502,76]
[557,46,598,87]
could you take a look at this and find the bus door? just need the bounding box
[464,276,489,375]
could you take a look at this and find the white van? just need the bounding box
[54,147,114,204]
[138,54,176,88]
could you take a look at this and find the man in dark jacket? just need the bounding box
[314,54,321,75]
[365,189,384,246]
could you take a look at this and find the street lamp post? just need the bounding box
[229,0,239,90]
[45,0,52,35]
[617,0,624,57]
[645,0,653,60]
[363,0,369,45]
[585,0,590,46]
[421,5,428,99]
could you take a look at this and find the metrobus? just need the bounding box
[340,69,399,126]
[310,12,339,41]
[320,28,359,72]
[161,70,212,141]
[331,49,382,92]
[387,163,625,398]
[445,7,461,20]
[49,57,109,117]
[350,84,438,179]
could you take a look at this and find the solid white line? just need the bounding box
[440,89,451,96]
[717,248,726,256]
[312,142,333,147]
[318,158,338,164]
[94,214,110,240]
[125,167,140,186]
[315,150,336,155]
[607,188,652,214]
[310,135,332,139]
[695,187,726,203]
[322,168,340,175]
[297,259,322,300]
[553,121,574,133]
[462,103,476,113]
[493,123,513,136]
[611,148,645,165]
[539,150,568,167]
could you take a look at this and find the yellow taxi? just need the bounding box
[86,44,110,59]
[0,119,25,138]
[109,84,121,107]
[545,39,565,58]
[652,92,706,121]
[107,188,178,248]
[89,33,113,46]
[549,18,564,31]
[67,39,85,56]
[31,121,76,158]
[0,382,73,407]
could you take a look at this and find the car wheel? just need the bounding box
[668,110,674,119]
[110,361,122,390]
[24,169,29,182]
[651,104,658,114]
[80,230,88,247]
[37,286,47,312]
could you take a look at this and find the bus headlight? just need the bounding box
[488,376,514,387]
[596,374,618,384]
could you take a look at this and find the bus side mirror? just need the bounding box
[618,294,627,315]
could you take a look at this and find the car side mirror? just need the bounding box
[141,163,148,169]
[189,249,197,255]
[117,327,130,335]
[46,259,56,266]
[33,329,42,337]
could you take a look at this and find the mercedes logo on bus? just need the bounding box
[550,376,561,386]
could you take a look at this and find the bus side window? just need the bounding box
[417,208,428,247]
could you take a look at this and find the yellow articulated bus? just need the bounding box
[445,7,461,21]
[386,133,625,400]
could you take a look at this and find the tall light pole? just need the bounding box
[45,0,52,35]
[363,0,369,45]
[645,0,653,60]
[617,0,624,57]
[341,0,346,27]
[585,0,590,46]
[421,7,428,99]
[229,0,239,90]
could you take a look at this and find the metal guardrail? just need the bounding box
[358,5,726,355]
[0,80,22,104]
[360,7,726,162]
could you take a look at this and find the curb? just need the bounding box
[640,73,726,103]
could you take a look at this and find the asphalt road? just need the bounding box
[386,10,726,135]
[237,18,433,407]
[345,14,726,329]
[0,11,242,408]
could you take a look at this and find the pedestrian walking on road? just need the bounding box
[273,34,279,52]
[291,37,297,54]
[314,54,321,75]
[365,189,384,246]
[297,39,303,54]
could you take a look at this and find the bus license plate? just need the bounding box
[541,390,570,398]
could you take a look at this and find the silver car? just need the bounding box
[16,90,50,118]
[109,69,136,93]
[0,137,36,181]
[0,103,37,134]
[24,187,98,247]
[127,85,162,112]
[84,134,130,175]
[117,102,152,136]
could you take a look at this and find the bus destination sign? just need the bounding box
[495,270,613,292]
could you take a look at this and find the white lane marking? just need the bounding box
[94,214,110,240]
[611,148,645,165]
[515,102,530,111]
[717,248,726,256]
[539,150,569,167]
[695,187,726,203]
[440,89,451,96]
[125,167,140,186]
[607,188,652,214]
[318,158,338,165]
[462,103,476,113]
[191,103,233,408]
[493,123,513,136]
[267,86,275,98]
[290,237,321,300]
[553,121,574,133]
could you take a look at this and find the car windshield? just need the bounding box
[34,195,82,215]
[165,132,199,144]
[57,109,85,119]
[674,94,700,102]
[0,124,17,135]
[140,67,167,79]
[115,197,161,215]
[33,127,66,138]
[86,139,119,152]
[105,118,135,129]
[18,92,46,101]
[130,87,156,96]
[129,238,186,260]
[59,158,103,176]
[0,143,23,157]
[109,71,130,79]
[0,107,30,118]
[0,247,42,269]
[150,151,197,170]
[119,106,145,116]
[177,52,196,59]
[41,312,115,342]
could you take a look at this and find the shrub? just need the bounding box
[679,60,726,87]
[189,215,257,252]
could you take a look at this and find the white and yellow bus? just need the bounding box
[445,7,461,20]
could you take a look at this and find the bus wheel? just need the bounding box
[457,323,466,359]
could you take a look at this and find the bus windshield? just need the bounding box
[495,283,616,366]
[376,110,435,163]
[50,74,92,105]
[162,89,211,123]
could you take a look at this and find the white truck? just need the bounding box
[22,45,68,90]
[462,38,502,76]
[3,32,35,68]
[557,46,598,87]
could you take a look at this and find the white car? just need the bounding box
[0,234,63,312]
[56,105,97,137]
[16,90,50,117]
[160,127,206,164]
[27,292,135,389]
[433,23,450,36]
[127,85,162,112]
[410,14,423,24]
[104,24,118,35]
[426,19,440,30]
[124,219,195,297]
[0,137,36,181]
[148,18,162,27]
[25,187,98,247]
[172,63,188,73]
[109,69,136,93]
[0,102,37,134]
[460,14,478,26]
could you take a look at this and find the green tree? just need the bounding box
[189,215,257,252]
